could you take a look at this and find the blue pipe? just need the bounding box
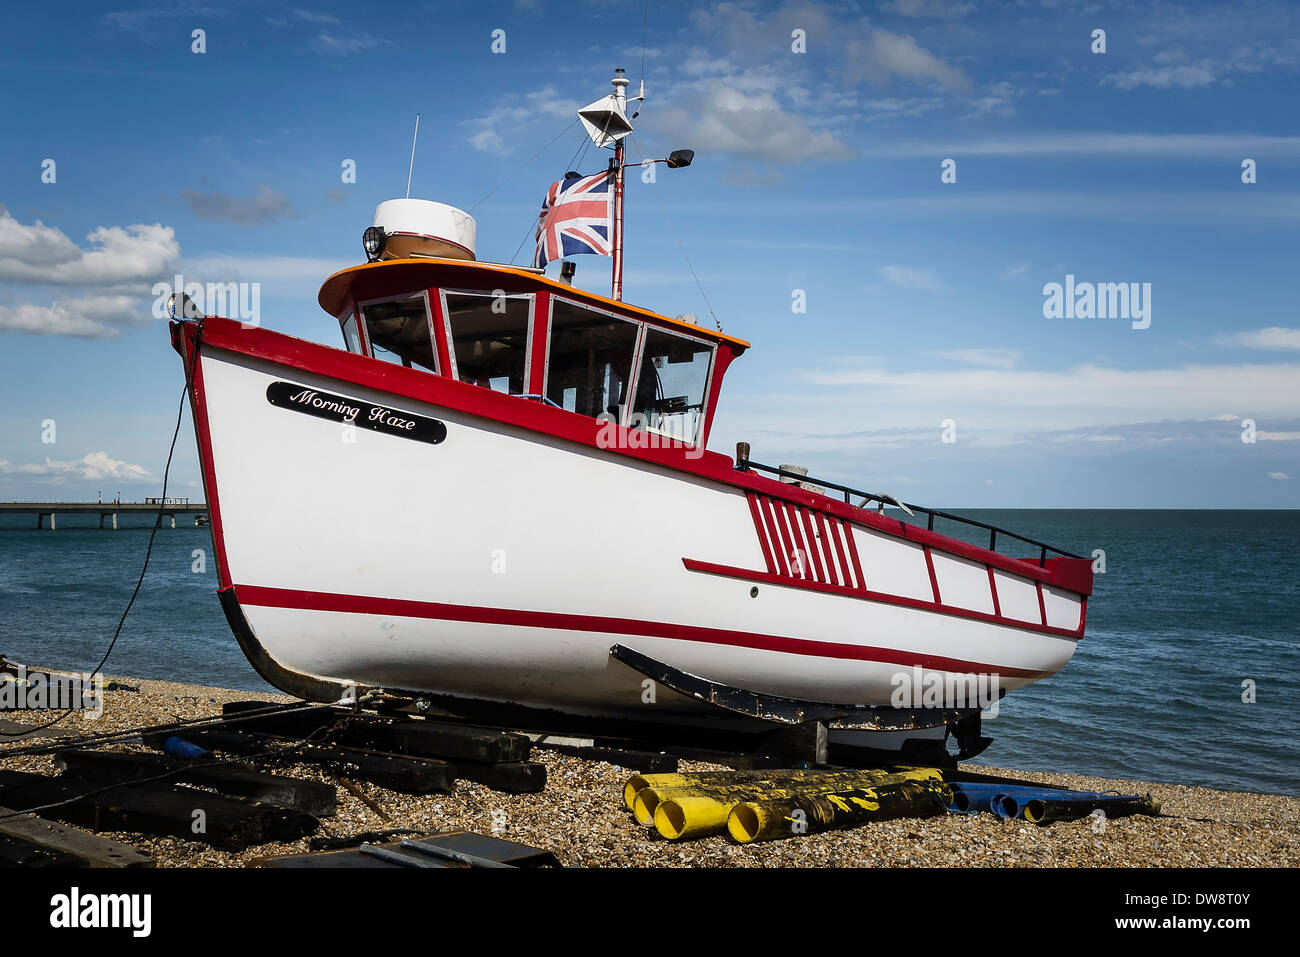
[948,782,1119,818]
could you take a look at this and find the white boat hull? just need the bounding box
[182,323,1088,734]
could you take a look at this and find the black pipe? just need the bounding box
[1023,793,1160,825]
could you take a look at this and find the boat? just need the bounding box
[171,70,1092,761]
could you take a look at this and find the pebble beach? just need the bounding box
[3,677,1296,869]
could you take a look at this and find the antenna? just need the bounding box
[405,113,421,199]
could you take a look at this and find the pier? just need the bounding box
[0,498,207,530]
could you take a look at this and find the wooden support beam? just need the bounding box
[55,750,338,817]
[449,760,546,794]
[0,770,318,851]
[145,729,455,796]
[0,806,153,867]
[333,719,532,764]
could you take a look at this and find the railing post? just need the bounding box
[735,441,750,471]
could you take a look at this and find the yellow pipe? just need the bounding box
[633,768,941,826]
[649,769,943,840]
[727,779,953,844]
[623,765,930,810]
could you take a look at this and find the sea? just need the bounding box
[1,509,1296,797]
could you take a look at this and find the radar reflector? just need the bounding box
[578,94,633,148]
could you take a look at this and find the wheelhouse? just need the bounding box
[318,258,749,448]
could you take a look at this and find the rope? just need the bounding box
[0,317,206,738]
[467,118,578,212]
[0,717,342,824]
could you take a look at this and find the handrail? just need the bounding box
[733,444,1083,565]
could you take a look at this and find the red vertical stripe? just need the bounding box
[1036,581,1048,627]
[784,502,811,579]
[828,518,853,588]
[813,511,840,586]
[428,288,453,376]
[760,497,790,576]
[746,493,776,574]
[988,566,1001,616]
[842,519,866,593]
[528,290,550,395]
[925,546,941,603]
[798,508,827,583]
[769,498,798,577]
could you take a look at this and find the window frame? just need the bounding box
[438,288,536,393]
[356,289,438,373]
[544,293,647,428]
[627,322,717,446]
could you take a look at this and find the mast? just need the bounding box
[610,71,629,301]
[576,68,692,302]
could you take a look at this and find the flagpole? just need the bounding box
[611,140,625,301]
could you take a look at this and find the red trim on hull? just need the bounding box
[234,583,1054,678]
[745,493,776,574]
[172,318,1092,600]
[924,546,941,604]
[682,558,1084,640]
[813,511,840,587]
[172,322,233,590]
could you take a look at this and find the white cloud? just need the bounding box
[882,0,973,17]
[847,29,971,92]
[1268,471,1291,480]
[1219,326,1300,351]
[855,132,1300,160]
[804,361,1300,423]
[0,452,154,482]
[652,80,853,163]
[0,295,152,338]
[0,208,178,286]
[926,348,1020,369]
[308,32,383,56]
[881,264,939,289]
[291,8,339,24]
[1002,263,1031,280]
[1103,62,1217,90]
[967,81,1019,117]
[467,85,583,154]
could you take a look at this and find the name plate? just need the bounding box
[266,382,447,445]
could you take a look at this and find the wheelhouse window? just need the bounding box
[360,292,437,371]
[340,312,361,354]
[630,328,713,444]
[443,290,531,394]
[546,298,640,420]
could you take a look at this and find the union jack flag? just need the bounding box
[532,170,613,269]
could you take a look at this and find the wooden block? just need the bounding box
[0,770,318,851]
[0,806,152,867]
[333,719,532,764]
[56,750,337,817]
[451,760,546,794]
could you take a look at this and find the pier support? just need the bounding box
[112,513,117,530]
[170,515,176,529]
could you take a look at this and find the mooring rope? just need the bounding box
[0,318,205,739]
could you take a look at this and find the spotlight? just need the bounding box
[363,226,387,261]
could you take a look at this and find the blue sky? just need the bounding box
[2,0,1298,507]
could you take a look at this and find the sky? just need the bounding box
[1,0,1298,508]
